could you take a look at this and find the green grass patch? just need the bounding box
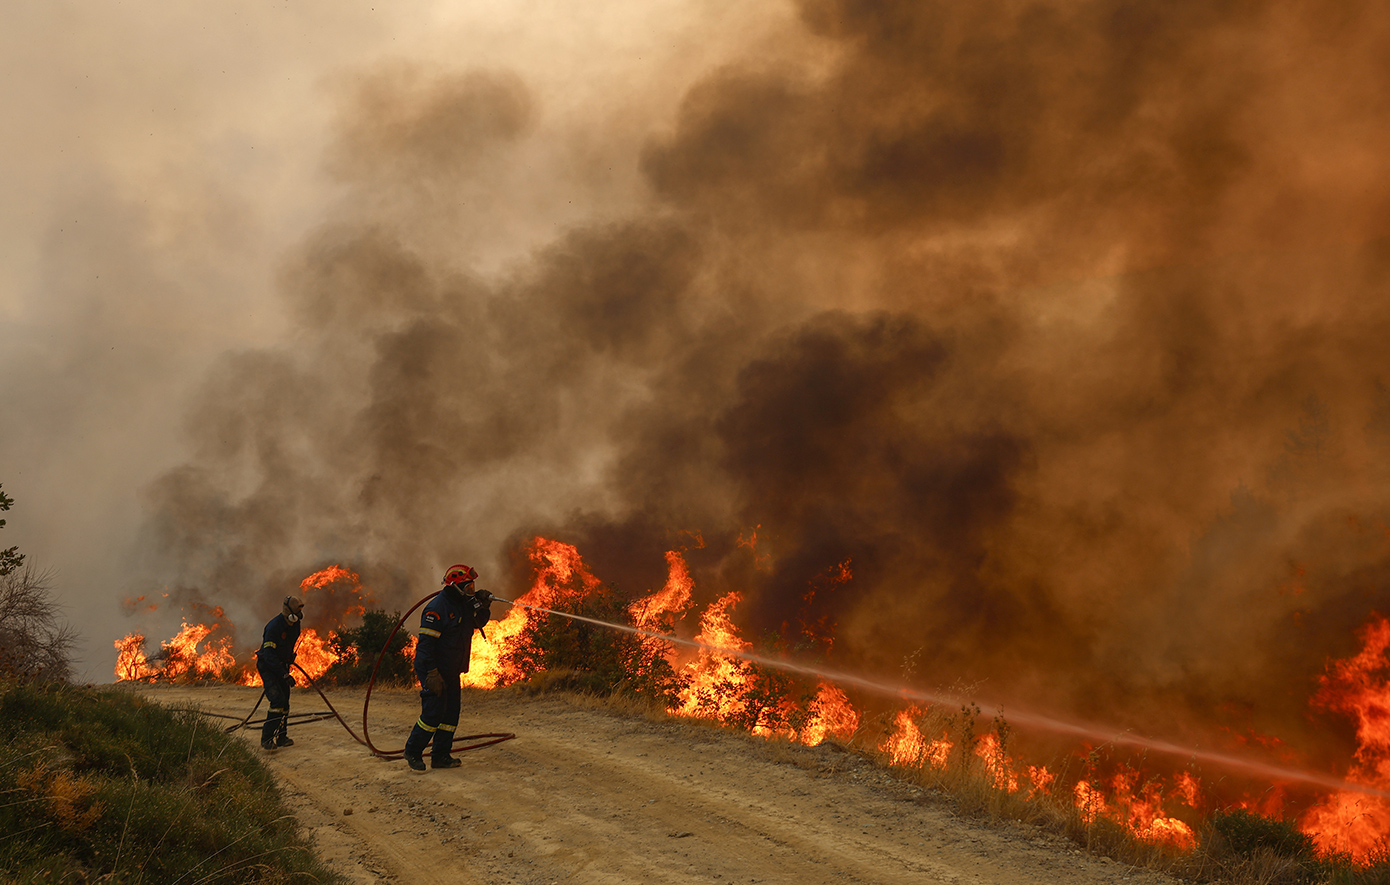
[0,679,345,884]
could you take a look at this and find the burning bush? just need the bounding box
[113,620,241,685]
[323,609,416,685]
[697,652,805,735]
[504,581,686,705]
[677,628,829,740]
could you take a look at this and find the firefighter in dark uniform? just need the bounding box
[403,564,492,772]
[257,595,304,751]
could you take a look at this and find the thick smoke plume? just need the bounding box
[133,0,1390,769]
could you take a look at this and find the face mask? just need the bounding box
[286,610,301,624]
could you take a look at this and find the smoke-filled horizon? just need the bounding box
[0,0,801,675]
[10,1,1390,773]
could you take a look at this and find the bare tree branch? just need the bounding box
[0,564,76,682]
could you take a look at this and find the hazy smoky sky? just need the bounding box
[6,0,1390,769]
[0,0,803,677]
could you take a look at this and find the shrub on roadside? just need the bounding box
[324,609,415,685]
[1192,809,1318,885]
[0,679,345,883]
[1210,808,1318,863]
[505,582,686,705]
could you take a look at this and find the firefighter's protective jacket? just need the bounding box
[256,614,301,676]
[414,588,489,678]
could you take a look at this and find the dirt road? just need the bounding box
[135,684,1177,885]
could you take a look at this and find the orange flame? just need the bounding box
[621,550,697,684]
[1109,769,1196,851]
[300,565,356,591]
[926,735,953,769]
[299,564,370,620]
[463,538,599,688]
[1302,614,1390,859]
[115,563,375,685]
[879,707,953,768]
[1076,780,1106,825]
[158,621,237,682]
[736,525,771,570]
[976,733,1020,792]
[114,633,155,681]
[801,559,851,650]
[629,550,693,630]
[882,707,927,766]
[877,704,1193,849]
[672,592,752,721]
[1027,764,1055,796]
[121,595,159,614]
[294,628,339,680]
[800,682,860,746]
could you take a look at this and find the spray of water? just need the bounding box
[493,596,1388,799]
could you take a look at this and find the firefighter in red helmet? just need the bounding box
[403,564,492,772]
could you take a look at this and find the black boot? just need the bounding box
[261,709,285,750]
[404,723,431,773]
[431,724,459,770]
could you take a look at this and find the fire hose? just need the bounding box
[217,591,515,760]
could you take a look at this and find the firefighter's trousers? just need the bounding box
[259,663,292,744]
[404,674,461,762]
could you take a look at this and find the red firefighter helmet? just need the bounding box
[443,564,478,586]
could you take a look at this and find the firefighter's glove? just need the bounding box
[425,669,445,694]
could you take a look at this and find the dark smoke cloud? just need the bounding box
[327,65,535,182]
[128,0,1390,775]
